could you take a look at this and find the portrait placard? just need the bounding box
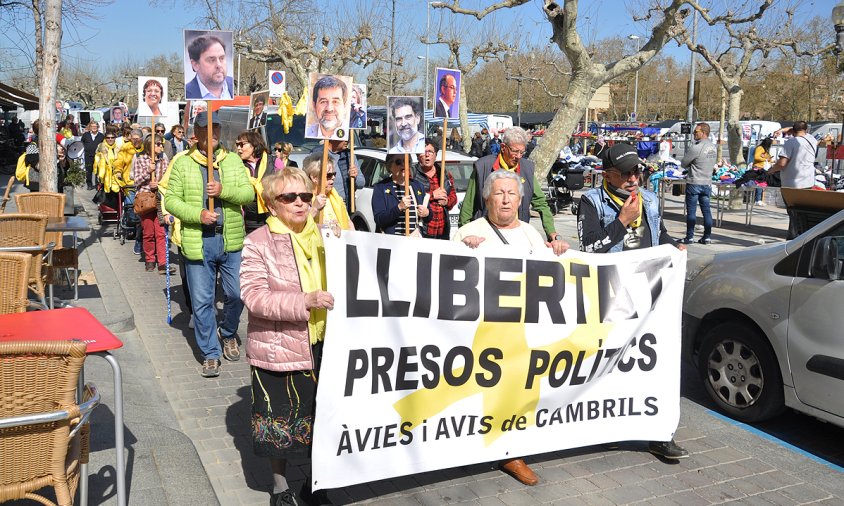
[387,96,425,154]
[305,73,353,141]
[248,90,270,129]
[349,83,367,130]
[137,76,169,118]
[433,68,461,119]
[183,29,235,101]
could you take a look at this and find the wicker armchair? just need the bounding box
[13,193,76,290]
[0,213,53,307]
[0,340,100,506]
[0,252,32,314]
[0,176,14,214]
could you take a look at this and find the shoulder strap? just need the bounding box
[797,136,819,157]
[485,216,509,245]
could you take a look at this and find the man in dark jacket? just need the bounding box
[81,120,104,189]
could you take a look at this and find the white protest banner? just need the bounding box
[269,70,286,98]
[312,231,686,490]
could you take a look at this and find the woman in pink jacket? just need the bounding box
[240,168,335,506]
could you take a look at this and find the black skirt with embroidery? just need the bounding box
[251,342,322,458]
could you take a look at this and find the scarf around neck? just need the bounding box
[603,179,643,229]
[266,215,327,344]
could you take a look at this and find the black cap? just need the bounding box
[193,111,220,128]
[604,143,641,173]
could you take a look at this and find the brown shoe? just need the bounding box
[145,261,156,271]
[499,458,538,486]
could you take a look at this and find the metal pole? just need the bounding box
[237,52,241,96]
[425,1,430,108]
[517,79,522,127]
[686,10,698,150]
[389,0,395,95]
[633,38,640,121]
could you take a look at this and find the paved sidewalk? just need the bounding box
[9,175,840,505]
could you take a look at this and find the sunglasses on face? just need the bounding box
[155,142,164,147]
[274,148,283,152]
[235,141,249,148]
[105,136,115,139]
[393,160,406,167]
[275,192,314,204]
[609,168,642,177]
[155,129,165,134]
[325,172,337,179]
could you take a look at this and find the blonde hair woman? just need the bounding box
[302,152,352,230]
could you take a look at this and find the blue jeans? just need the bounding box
[685,184,712,240]
[184,233,243,360]
[754,187,763,202]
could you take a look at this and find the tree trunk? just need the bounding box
[35,0,63,193]
[726,86,744,165]
[458,78,470,153]
[528,75,596,178]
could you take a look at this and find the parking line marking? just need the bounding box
[706,410,843,473]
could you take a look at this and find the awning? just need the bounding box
[0,82,39,110]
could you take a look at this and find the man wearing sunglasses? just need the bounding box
[164,111,256,378]
[459,127,567,254]
[577,143,689,460]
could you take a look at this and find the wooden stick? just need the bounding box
[350,134,356,213]
[404,152,410,235]
[207,108,214,211]
[440,117,447,184]
[319,141,329,224]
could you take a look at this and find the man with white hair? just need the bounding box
[459,126,566,254]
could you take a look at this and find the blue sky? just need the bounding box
[5,0,840,78]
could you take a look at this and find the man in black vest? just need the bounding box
[459,126,566,254]
[81,120,104,189]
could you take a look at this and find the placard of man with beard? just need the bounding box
[305,73,352,141]
[387,96,426,154]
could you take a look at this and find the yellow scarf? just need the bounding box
[266,215,327,344]
[188,146,228,169]
[249,152,270,213]
[326,188,352,230]
[603,179,643,228]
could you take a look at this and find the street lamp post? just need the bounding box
[831,1,844,176]
[426,1,430,109]
[628,35,640,122]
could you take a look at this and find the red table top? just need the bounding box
[0,307,123,353]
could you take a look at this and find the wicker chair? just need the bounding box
[0,176,14,214]
[0,213,53,307]
[14,193,76,290]
[0,340,100,506]
[0,252,32,314]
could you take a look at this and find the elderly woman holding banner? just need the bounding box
[371,153,429,235]
[240,168,334,506]
[454,169,570,487]
[302,152,352,230]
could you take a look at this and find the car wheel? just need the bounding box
[698,321,785,423]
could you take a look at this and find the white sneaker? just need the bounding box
[755,200,767,206]
[188,315,195,329]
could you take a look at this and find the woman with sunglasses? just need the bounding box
[372,153,429,235]
[240,168,334,506]
[236,130,272,232]
[132,134,173,274]
[95,126,122,194]
[301,152,352,230]
[272,142,296,170]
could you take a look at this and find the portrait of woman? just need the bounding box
[137,77,168,117]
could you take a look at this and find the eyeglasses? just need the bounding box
[155,129,165,134]
[275,192,314,204]
[105,136,115,139]
[505,145,526,156]
[608,168,642,177]
[235,141,249,147]
[325,172,337,179]
[274,148,283,152]
[155,142,164,147]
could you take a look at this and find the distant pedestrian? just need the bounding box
[768,121,818,238]
[81,120,104,189]
[680,122,717,245]
[470,132,484,158]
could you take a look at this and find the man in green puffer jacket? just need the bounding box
[164,111,255,378]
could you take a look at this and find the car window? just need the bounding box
[357,157,377,186]
[793,221,844,278]
[448,161,475,192]
[371,160,390,185]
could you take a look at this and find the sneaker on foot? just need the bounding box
[271,489,300,506]
[201,358,220,377]
[679,237,694,245]
[698,237,712,245]
[218,328,241,361]
[133,242,142,255]
[648,439,689,459]
[755,200,767,206]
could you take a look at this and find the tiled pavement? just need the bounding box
[34,182,844,505]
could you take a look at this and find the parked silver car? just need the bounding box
[683,209,844,428]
